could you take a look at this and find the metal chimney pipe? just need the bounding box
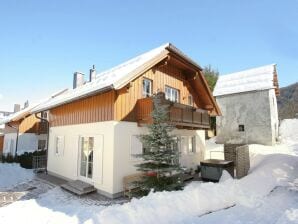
[89,65,96,82]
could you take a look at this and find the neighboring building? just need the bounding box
[1,106,48,156]
[32,43,221,198]
[213,64,280,145]
[0,106,18,153]
[0,91,67,156]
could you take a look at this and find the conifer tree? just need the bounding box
[134,92,183,196]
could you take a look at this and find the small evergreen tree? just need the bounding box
[134,92,183,196]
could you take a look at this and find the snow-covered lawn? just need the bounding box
[0,163,34,190]
[0,119,297,224]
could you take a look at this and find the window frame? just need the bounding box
[238,125,245,132]
[188,95,193,106]
[142,78,153,98]
[165,85,180,103]
[55,136,65,156]
[180,136,196,154]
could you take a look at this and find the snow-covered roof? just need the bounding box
[0,104,37,125]
[213,64,279,97]
[0,89,68,125]
[32,43,203,113]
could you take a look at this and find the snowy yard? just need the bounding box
[0,119,297,224]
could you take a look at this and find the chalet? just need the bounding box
[32,43,221,198]
[213,64,279,146]
[1,105,48,156]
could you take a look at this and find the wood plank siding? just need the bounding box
[5,113,47,134]
[50,91,114,127]
[114,63,200,121]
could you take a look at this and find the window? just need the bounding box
[165,86,180,102]
[142,78,152,97]
[38,140,46,150]
[181,136,196,154]
[188,95,193,106]
[130,135,143,160]
[55,136,64,156]
[239,125,245,132]
[190,136,196,153]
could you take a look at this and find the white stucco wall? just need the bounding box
[113,122,206,194]
[3,133,46,155]
[47,121,115,195]
[47,121,206,197]
[216,89,278,145]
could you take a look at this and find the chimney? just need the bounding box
[24,100,29,109]
[89,65,96,82]
[73,72,85,89]
[14,104,21,113]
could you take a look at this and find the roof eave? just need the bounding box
[32,85,114,113]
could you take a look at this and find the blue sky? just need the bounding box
[0,0,297,111]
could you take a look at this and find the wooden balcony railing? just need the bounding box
[136,97,210,129]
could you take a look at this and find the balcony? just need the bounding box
[136,97,210,129]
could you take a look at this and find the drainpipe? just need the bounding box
[35,113,49,174]
[7,124,19,157]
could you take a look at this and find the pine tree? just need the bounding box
[203,64,219,92]
[134,92,184,196]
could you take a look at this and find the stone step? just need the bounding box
[61,180,96,196]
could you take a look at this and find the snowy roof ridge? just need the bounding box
[33,43,201,113]
[213,64,277,97]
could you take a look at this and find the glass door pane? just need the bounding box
[80,137,87,177]
[80,137,94,179]
[87,137,94,178]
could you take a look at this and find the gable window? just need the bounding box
[239,125,245,132]
[165,86,180,103]
[188,95,193,106]
[142,78,152,97]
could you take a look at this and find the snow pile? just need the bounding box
[0,163,34,190]
[0,151,297,223]
[0,119,297,223]
[205,137,224,160]
[280,119,298,153]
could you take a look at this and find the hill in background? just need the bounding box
[277,82,298,119]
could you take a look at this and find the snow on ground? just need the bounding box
[0,163,34,190]
[0,119,297,224]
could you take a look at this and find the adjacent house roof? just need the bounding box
[0,89,68,125]
[213,64,279,97]
[0,105,37,125]
[32,43,221,115]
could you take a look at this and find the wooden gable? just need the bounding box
[47,47,220,127]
